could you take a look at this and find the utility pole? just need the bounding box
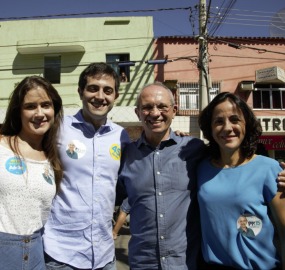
[198,0,209,139]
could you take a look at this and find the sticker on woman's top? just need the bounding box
[110,144,121,161]
[237,214,262,238]
[5,157,27,175]
[66,140,86,159]
[42,164,54,185]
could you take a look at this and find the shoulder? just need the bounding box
[169,130,204,147]
[0,136,10,148]
[108,121,130,143]
[182,136,204,146]
[120,140,141,162]
[197,157,213,174]
[62,114,76,126]
[177,136,206,160]
[123,139,138,151]
[254,155,280,168]
[108,120,125,132]
[252,155,282,185]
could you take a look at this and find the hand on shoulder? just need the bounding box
[277,162,285,188]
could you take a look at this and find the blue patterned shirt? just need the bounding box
[118,130,205,270]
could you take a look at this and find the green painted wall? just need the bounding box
[0,17,155,109]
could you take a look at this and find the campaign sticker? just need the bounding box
[6,157,27,175]
[110,144,121,161]
[66,140,86,159]
[237,214,262,238]
[42,165,54,185]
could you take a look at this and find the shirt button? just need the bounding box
[162,256,165,260]
[23,255,28,260]
[158,192,162,196]
[160,235,164,240]
[156,152,160,155]
[160,214,163,218]
[157,171,160,175]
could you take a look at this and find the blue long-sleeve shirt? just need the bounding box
[118,130,205,270]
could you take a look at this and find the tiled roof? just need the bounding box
[156,36,285,45]
[157,35,285,41]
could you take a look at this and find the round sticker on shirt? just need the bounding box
[110,144,121,161]
[5,157,27,175]
[237,214,262,238]
[65,140,86,159]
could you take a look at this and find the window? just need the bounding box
[44,56,61,84]
[106,54,130,82]
[178,82,220,110]
[253,87,285,109]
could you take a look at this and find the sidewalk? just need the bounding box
[115,226,131,270]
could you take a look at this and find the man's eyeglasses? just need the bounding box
[140,104,173,114]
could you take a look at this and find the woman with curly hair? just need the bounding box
[197,92,285,269]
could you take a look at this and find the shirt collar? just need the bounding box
[137,129,178,149]
[71,110,112,134]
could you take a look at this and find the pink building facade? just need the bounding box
[154,36,285,161]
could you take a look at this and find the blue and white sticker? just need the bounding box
[6,157,27,175]
[66,140,86,159]
[237,214,262,238]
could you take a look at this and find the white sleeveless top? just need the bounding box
[0,145,56,235]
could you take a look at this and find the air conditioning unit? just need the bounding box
[239,81,255,91]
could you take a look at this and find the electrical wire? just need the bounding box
[0,7,191,21]
[209,37,285,55]
[208,0,237,36]
[207,7,285,35]
[0,5,283,38]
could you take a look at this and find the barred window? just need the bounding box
[178,82,220,110]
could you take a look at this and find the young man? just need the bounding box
[43,63,130,270]
[117,82,205,270]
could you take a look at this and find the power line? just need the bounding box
[0,51,284,72]
[0,36,153,49]
[210,13,280,22]
[210,37,285,55]
[0,7,191,21]
[208,0,237,36]
[188,3,282,36]
[210,7,279,15]
[210,54,285,61]
[209,12,285,25]
[214,21,281,28]
[1,5,284,38]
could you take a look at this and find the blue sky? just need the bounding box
[1,0,284,37]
